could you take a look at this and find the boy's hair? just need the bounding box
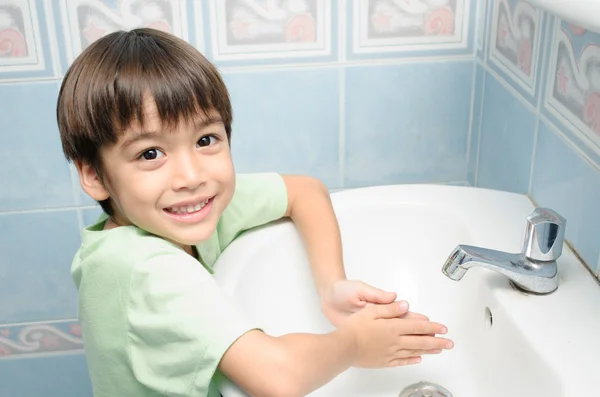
[57,28,232,216]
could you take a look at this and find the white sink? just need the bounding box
[213,184,600,397]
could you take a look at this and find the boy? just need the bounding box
[57,28,453,397]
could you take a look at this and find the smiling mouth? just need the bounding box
[165,198,212,215]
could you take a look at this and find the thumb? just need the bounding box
[360,284,397,304]
[372,300,409,319]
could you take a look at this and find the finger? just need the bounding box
[387,356,422,367]
[400,311,429,321]
[397,335,454,350]
[359,283,397,304]
[399,320,448,336]
[403,348,444,357]
[371,300,409,319]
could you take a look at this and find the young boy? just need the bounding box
[57,28,453,397]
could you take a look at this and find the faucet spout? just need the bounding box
[442,245,558,294]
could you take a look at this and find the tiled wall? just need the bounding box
[472,0,600,276]
[0,1,477,395]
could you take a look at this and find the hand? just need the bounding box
[320,280,398,326]
[341,301,453,368]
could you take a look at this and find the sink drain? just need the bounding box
[399,381,453,397]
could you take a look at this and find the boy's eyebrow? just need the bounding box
[120,117,223,150]
[120,131,160,150]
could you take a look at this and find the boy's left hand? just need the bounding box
[320,280,398,327]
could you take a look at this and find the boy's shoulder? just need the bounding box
[71,214,186,287]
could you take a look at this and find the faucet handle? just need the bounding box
[521,208,566,262]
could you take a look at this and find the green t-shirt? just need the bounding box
[71,173,288,397]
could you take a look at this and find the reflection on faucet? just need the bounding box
[442,208,566,295]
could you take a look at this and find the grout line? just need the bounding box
[338,0,347,63]
[474,59,487,187]
[465,59,478,167]
[44,0,62,78]
[528,117,540,195]
[218,54,474,73]
[473,0,483,58]
[535,14,551,114]
[337,0,347,189]
[483,0,492,65]
[0,318,79,328]
[0,205,99,216]
[0,76,61,84]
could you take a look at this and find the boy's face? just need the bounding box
[78,99,235,247]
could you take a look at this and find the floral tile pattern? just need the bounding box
[488,0,543,96]
[206,0,331,61]
[58,0,188,65]
[0,321,83,359]
[0,0,49,78]
[544,19,600,154]
[353,0,469,54]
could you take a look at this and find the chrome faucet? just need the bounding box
[442,208,566,294]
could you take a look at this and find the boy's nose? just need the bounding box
[171,153,206,191]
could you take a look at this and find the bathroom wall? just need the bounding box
[472,0,600,277]
[0,1,477,395]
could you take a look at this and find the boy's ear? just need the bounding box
[74,160,110,201]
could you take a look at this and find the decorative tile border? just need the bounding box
[0,320,83,359]
[58,0,189,66]
[352,0,470,54]
[544,18,600,156]
[0,0,45,73]
[205,0,331,61]
[488,0,543,96]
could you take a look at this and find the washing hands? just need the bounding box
[320,279,429,327]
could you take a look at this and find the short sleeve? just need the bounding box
[126,252,256,397]
[217,172,288,250]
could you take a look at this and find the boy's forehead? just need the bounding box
[124,97,222,134]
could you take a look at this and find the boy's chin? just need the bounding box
[167,226,216,247]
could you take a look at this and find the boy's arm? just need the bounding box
[281,175,346,295]
[219,301,451,397]
[281,175,398,326]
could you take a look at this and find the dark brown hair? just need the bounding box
[57,28,232,216]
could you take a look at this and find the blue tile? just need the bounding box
[68,164,97,207]
[81,206,103,228]
[477,72,536,193]
[0,81,74,211]
[0,0,59,81]
[0,354,92,397]
[0,210,81,323]
[468,61,486,185]
[223,68,340,188]
[531,121,600,270]
[344,61,472,187]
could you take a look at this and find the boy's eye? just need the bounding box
[197,135,217,147]
[140,148,165,160]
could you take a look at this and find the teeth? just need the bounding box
[168,198,210,214]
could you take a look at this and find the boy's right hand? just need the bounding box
[341,300,453,368]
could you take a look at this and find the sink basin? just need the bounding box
[213,184,600,397]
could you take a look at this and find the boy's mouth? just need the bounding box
[165,198,211,215]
